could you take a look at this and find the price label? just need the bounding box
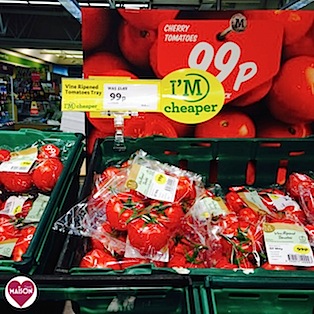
[156,19,283,102]
[0,147,37,173]
[263,223,314,267]
[103,83,159,111]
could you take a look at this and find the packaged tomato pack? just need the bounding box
[54,149,206,268]
[0,138,75,261]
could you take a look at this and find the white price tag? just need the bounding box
[126,164,178,203]
[3,196,28,216]
[263,222,314,267]
[103,83,159,111]
[0,147,37,173]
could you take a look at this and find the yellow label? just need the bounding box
[294,245,310,254]
[160,68,225,124]
[62,78,160,112]
[154,173,167,184]
[62,78,104,111]
[13,205,22,215]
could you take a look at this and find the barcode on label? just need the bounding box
[288,254,313,263]
[9,166,27,171]
[165,177,176,192]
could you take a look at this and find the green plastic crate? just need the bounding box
[56,136,314,314]
[0,274,195,314]
[206,287,314,314]
[0,129,84,274]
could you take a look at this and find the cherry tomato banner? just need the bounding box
[156,19,283,102]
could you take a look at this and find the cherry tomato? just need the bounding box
[1,172,33,193]
[106,192,145,231]
[238,207,260,225]
[79,249,121,270]
[286,172,314,200]
[32,158,63,192]
[127,217,170,256]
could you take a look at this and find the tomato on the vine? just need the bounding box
[151,201,185,231]
[127,217,169,256]
[106,192,145,231]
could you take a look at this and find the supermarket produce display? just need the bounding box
[1,6,314,314]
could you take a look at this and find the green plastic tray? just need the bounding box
[0,275,194,314]
[55,136,314,314]
[0,129,84,274]
[206,287,314,314]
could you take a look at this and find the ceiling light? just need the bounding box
[29,1,61,4]
[0,0,28,3]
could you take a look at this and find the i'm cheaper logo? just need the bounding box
[156,19,284,102]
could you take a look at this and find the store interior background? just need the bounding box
[0,0,313,132]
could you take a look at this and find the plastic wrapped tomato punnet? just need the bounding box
[0,138,75,262]
[54,149,206,269]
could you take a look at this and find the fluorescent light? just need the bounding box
[29,1,61,4]
[89,2,109,6]
[0,0,28,3]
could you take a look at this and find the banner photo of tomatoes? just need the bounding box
[82,8,314,154]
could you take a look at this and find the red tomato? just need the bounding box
[32,158,63,192]
[106,192,145,231]
[225,191,247,212]
[174,176,196,203]
[238,207,260,225]
[0,149,10,162]
[82,8,112,53]
[267,56,314,124]
[118,21,157,69]
[79,249,121,270]
[127,217,170,256]
[194,109,256,138]
[1,172,33,193]
[151,202,185,231]
[256,117,312,138]
[246,10,313,46]
[286,172,314,200]
[262,262,297,271]
[12,225,36,262]
[168,252,206,268]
